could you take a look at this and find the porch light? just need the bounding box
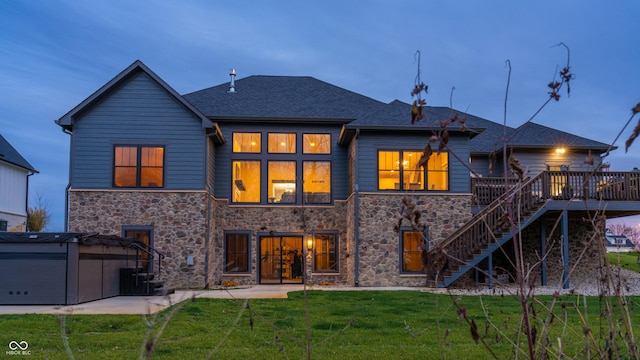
[307,237,313,250]
[555,147,566,154]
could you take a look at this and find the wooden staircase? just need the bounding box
[428,173,549,288]
[120,242,175,296]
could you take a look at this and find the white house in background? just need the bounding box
[604,228,636,252]
[0,134,38,231]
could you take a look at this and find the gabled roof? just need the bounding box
[0,134,37,172]
[346,101,482,131]
[56,60,219,139]
[182,75,384,122]
[509,122,611,150]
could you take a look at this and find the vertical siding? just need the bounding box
[0,163,28,215]
[71,71,206,189]
[214,123,347,200]
[356,130,471,193]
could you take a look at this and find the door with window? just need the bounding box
[259,235,303,284]
[123,228,152,271]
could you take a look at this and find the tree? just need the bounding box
[608,222,640,246]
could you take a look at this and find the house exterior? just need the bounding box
[0,134,38,232]
[56,60,640,289]
[604,228,636,252]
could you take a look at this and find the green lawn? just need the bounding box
[607,251,640,273]
[2,291,639,359]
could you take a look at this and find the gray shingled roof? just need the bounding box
[509,122,611,150]
[182,76,385,121]
[346,101,487,135]
[0,134,37,172]
[184,73,612,153]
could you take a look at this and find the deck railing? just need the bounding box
[472,171,640,205]
[435,172,546,273]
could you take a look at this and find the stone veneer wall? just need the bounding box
[68,190,209,289]
[519,216,602,288]
[213,199,349,286]
[345,194,356,286]
[356,193,473,287]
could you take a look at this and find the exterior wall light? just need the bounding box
[307,237,313,250]
[555,147,566,154]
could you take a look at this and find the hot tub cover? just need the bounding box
[0,232,143,247]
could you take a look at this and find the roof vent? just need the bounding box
[228,68,236,93]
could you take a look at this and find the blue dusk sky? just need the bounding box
[1,1,638,231]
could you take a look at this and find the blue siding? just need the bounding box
[356,130,471,193]
[214,123,348,200]
[71,72,206,189]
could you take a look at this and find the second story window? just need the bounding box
[268,133,296,153]
[233,133,261,153]
[268,161,296,203]
[231,131,333,205]
[233,160,261,203]
[378,150,423,190]
[303,134,331,154]
[378,150,448,191]
[114,145,164,188]
[303,161,331,204]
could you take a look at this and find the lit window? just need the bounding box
[268,133,296,153]
[232,161,260,202]
[426,152,448,191]
[303,161,331,204]
[313,233,338,272]
[401,229,426,273]
[114,145,164,188]
[225,232,250,273]
[378,150,447,191]
[403,151,424,190]
[378,151,400,190]
[268,161,296,203]
[233,133,261,153]
[303,134,331,154]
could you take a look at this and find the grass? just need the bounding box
[2,290,639,359]
[607,251,640,273]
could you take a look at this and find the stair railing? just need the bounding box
[129,242,166,294]
[431,172,546,279]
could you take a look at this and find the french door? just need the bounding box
[259,235,303,284]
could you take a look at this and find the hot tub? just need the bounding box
[0,232,140,305]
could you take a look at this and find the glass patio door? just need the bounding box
[259,236,303,284]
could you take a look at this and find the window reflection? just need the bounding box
[268,133,296,153]
[232,161,261,202]
[268,161,296,203]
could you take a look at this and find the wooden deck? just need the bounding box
[428,171,640,287]
[472,171,640,206]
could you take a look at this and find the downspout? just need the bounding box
[204,135,213,289]
[204,182,212,289]
[25,172,34,231]
[62,127,73,232]
[354,128,360,287]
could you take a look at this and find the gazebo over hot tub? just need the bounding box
[0,232,142,305]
